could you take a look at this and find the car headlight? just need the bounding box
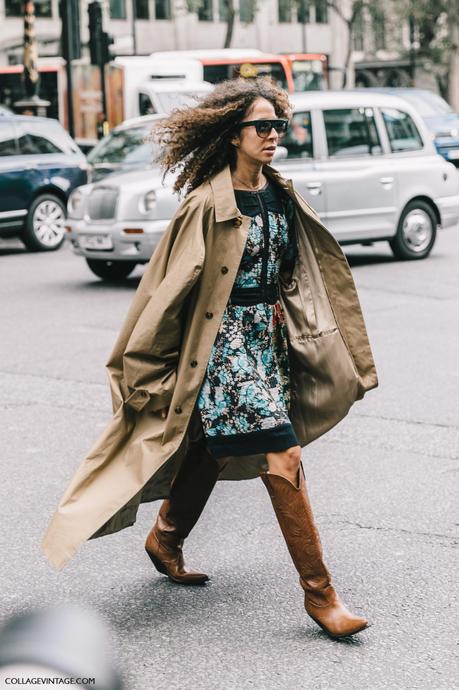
[68,189,84,218]
[142,190,157,213]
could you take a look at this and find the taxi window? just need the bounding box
[283,112,313,159]
[381,108,423,152]
[323,107,382,157]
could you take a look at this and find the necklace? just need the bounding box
[232,172,266,192]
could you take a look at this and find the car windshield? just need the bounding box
[87,125,159,166]
[397,91,454,117]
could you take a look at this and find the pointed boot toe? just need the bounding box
[304,596,369,638]
[145,528,209,585]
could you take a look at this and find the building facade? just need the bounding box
[0,0,350,88]
[350,0,439,92]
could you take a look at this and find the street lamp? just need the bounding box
[14,0,51,117]
[131,0,138,56]
[409,11,417,86]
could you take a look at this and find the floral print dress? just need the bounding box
[196,179,299,458]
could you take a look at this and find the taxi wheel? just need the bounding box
[86,259,137,281]
[22,194,66,252]
[390,200,437,260]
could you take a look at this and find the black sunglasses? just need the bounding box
[236,119,289,138]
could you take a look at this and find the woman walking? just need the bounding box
[42,78,378,640]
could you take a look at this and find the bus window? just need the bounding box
[291,60,326,91]
[203,62,289,91]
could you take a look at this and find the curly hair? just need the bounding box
[151,77,292,195]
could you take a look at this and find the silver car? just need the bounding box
[67,91,459,280]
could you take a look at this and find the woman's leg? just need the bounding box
[145,428,219,585]
[260,447,368,638]
[266,445,302,485]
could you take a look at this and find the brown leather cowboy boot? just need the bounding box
[260,463,369,639]
[145,435,219,585]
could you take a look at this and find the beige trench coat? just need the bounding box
[41,163,378,570]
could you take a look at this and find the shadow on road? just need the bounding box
[66,276,142,293]
[345,252,396,267]
[94,570,371,647]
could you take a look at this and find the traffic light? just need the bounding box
[88,1,103,66]
[60,0,81,62]
[101,32,115,66]
[88,2,114,67]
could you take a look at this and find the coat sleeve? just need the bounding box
[105,191,209,414]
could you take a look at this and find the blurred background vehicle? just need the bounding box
[149,49,293,91]
[361,88,459,167]
[86,114,163,183]
[66,91,459,281]
[108,56,214,123]
[280,53,329,91]
[148,49,329,92]
[0,114,87,251]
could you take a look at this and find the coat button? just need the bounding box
[233,217,242,227]
[205,312,213,319]
[174,405,182,414]
[190,360,198,367]
[221,266,228,274]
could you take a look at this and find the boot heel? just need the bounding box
[145,547,168,576]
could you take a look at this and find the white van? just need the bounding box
[110,56,213,121]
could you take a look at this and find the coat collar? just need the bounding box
[209,163,295,223]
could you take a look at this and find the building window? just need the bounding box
[370,6,386,50]
[239,0,254,23]
[278,0,292,23]
[6,0,52,17]
[135,0,150,19]
[314,0,327,23]
[198,0,214,21]
[155,0,171,19]
[110,0,126,19]
[219,0,229,21]
[353,7,364,50]
[297,0,310,24]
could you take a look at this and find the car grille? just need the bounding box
[87,187,118,220]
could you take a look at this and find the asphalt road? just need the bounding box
[1,227,458,690]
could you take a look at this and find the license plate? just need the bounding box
[79,234,113,250]
[448,149,459,160]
